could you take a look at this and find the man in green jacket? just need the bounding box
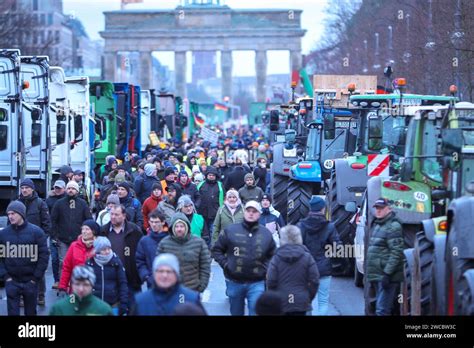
[157,213,211,293]
[238,173,264,204]
[50,265,113,316]
[366,198,405,316]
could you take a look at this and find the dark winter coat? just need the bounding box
[51,195,92,244]
[131,283,203,316]
[136,230,169,288]
[86,254,129,315]
[212,220,276,283]
[212,204,244,244]
[224,166,250,191]
[259,207,285,229]
[18,192,51,236]
[100,221,143,289]
[253,167,267,192]
[197,179,224,220]
[266,244,319,313]
[298,212,342,277]
[238,184,264,204]
[366,212,405,283]
[179,180,201,209]
[45,191,65,213]
[0,221,49,283]
[157,214,211,292]
[120,194,144,230]
[134,173,160,204]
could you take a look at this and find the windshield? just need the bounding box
[456,110,474,145]
[321,128,351,161]
[306,128,321,161]
[382,113,408,155]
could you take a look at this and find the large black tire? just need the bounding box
[412,231,434,315]
[401,248,415,316]
[271,171,288,220]
[287,180,312,225]
[326,170,354,276]
[430,235,447,315]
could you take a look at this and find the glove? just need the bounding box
[381,274,391,289]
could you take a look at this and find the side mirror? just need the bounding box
[345,201,357,213]
[270,110,280,131]
[441,129,463,155]
[368,115,383,150]
[32,124,41,147]
[56,124,66,145]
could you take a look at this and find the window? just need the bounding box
[48,13,53,25]
[55,30,60,44]
[40,13,45,25]
[421,120,442,182]
[33,0,39,11]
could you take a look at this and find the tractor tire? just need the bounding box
[287,180,312,225]
[460,270,474,316]
[412,231,434,315]
[326,170,355,276]
[430,235,447,315]
[354,262,364,288]
[401,248,415,316]
[271,171,288,220]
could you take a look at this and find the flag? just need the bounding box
[194,112,206,127]
[214,102,229,112]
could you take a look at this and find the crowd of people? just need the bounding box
[0,128,405,316]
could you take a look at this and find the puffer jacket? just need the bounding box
[298,212,342,277]
[238,183,264,204]
[212,220,276,283]
[366,211,405,282]
[120,194,144,230]
[157,213,211,292]
[212,204,244,244]
[18,193,51,236]
[142,194,162,230]
[267,244,319,313]
[134,173,160,204]
[87,254,129,315]
[136,230,169,288]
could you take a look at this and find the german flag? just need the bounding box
[214,102,229,112]
[193,112,206,127]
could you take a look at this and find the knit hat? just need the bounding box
[152,183,163,191]
[20,178,35,190]
[261,193,272,203]
[255,291,283,316]
[82,219,100,236]
[279,225,303,246]
[194,173,204,182]
[53,180,66,189]
[66,180,80,192]
[226,189,240,200]
[114,173,126,184]
[71,265,96,286]
[192,165,200,174]
[106,155,117,167]
[244,173,255,181]
[7,201,26,220]
[170,212,190,237]
[106,193,120,205]
[117,182,131,193]
[178,170,188,178]
[152,253,180,276]
[144,163,156,177]
[93,236,111,254]
[309,195,326,212]
[59,165,73,176]
[177,195,195,211]
[164,167,176,177]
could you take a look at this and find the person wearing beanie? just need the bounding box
[51,175,92,281]
[193,172,204,185]
[253,157,268,192]
[177,170,201,209]
[98,155,118,185]
[259,194,285,248]
[212,200,276,316]
[266,225,320,315]
[116,182,144,229]
[196,166,224,246]
[132,254,204,316]
[160,166,177,196]
[223,152,251,191]
[72,170,89,204]
[255,291,284,316]
[96,193,120,227]
[142,183,163,231]
[136,210,168,288]
[176,195,209,243]
[18,178,51,305]
[157,183,182,226]
[212,189,244,246]
[238,173,264,205]
[58,165,74,183]
[157,212,211,292]
[50,265,113,316]
[297,195,341,315]
[58,219,99,293]
[86,237,129,315]
[133,162,160,204]
[0,201,49,316]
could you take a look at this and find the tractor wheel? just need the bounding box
[401,248,415,316]
[271,171,288,220]
[430,235,447,315]
[460,270,474,315]
[412,231,434,315]
[287,180,312,225]
[326,170,355,276]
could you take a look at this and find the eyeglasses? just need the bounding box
[155,269,174,275]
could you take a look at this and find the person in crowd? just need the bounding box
[86,236,129,315]
[136,210,168,289]
[176,195,209,243]
[96,194,120,227]
[0,201,49,316]
[157,183,182,226]
[58,165,74,184]
[177,171,201,208]
[266,225,319,315]
[366,198,405,316]
[116,182,144,230]
[98,155,118,186]
[193,172,204,186]
[297,196,341,315]
[212,201,276,316]
[134,163,160,204]
[58,219,99,294]
[212,189,244,246]
[142,183,163,231]
[197,166,224,240]
[238,173,264,205]
[50,265,113,316]
[253,157,268,192]
[160,167,177,194]
[72,170,89,203]
[259,194,285,247]
[223,155,249,191]
[131,254,204,316]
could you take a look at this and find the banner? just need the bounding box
[200,127,219,145]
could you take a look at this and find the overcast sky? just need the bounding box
[64,0,328,77]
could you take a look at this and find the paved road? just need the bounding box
[0,260,364,316]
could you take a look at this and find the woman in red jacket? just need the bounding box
[58,219,99,293]
[142,183,163,232]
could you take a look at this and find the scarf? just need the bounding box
[82,237,95,248]
[94,252,114,266]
